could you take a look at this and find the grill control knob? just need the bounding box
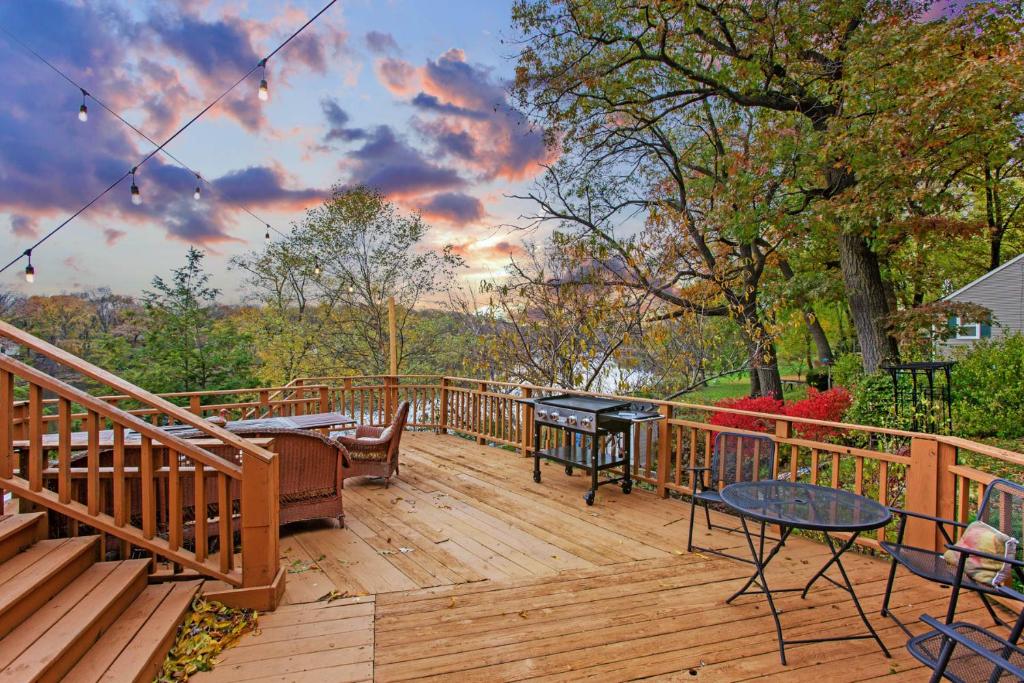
[537,410,548,419]
[566,415,578,426]
[548,412,560,420]
[581,417,593,428]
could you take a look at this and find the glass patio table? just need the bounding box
[719,480,893,665]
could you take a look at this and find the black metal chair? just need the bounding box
[907,544,1024,682]
[686,432,777,561]
[882,478,1024,635]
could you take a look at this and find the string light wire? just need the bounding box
[0,0,339,275]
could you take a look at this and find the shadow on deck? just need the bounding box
[194,432,991,682]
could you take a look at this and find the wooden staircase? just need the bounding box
[0,512,200,682]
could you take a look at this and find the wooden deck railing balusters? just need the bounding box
[168,450,181,551]
[194,460,207,562]
[86,410,100,515]
[141,436,156,539]
[57,397,71,503]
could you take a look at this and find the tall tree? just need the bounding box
[512,0,1024,372]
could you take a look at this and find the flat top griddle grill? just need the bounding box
[528,393,663,505]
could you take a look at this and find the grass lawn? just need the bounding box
[680,374,808,405]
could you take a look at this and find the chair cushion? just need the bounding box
[380,425,393,441]
[943,521,1019,586]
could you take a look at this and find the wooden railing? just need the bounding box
[0,320,282,609]
[291,373,1024,554]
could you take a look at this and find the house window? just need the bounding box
[954,317,981,340]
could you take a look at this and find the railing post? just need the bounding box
[319,385,330,413]
[520,386,533,457]
[384,376,395,423]
[342,377,352,419]
[241,450,282,603]
[0,370,13,479]
[259,389,269,418]
[657,404,671,498]
[476,382,486,445]
[293,379,305,416]
[189,395,201,416]
[905,436,941,552]
[439,377,449,434]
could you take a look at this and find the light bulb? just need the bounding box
[348,285,354,293]
[130,183,142,205]
[313,263,321,276]
[78,104,88,122]
[258,79,269,101]
[264,227,271,243]
[193,185,201,201]
[24,263,35,283]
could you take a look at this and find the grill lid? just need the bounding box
[533,395,630,413]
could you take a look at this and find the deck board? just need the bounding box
[201,431,999,681]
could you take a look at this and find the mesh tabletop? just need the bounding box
[719,481,891,532]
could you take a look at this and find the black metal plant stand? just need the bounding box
[881,361,954,434]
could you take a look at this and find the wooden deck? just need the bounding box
[195,432,995,682]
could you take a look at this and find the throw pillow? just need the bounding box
[942,520,1019,586]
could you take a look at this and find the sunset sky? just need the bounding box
[0,0,544,299]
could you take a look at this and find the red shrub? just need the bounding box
[709,395,783,433]
[784,387,852,441]
[709,388,853,441]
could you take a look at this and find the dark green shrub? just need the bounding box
[951,335,1024,440]
[831,353,865,390]
[805,368,831,391]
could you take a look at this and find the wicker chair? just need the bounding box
[338,401,409,488]
[227,426,350,527]
[881,478,1024,634]
[686,431,777,561]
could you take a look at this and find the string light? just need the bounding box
[193,173,201,201]
[24,250,34,283]
[78,88,88,122]
[313,258,321,276]
[0,0,341,276]
[265,225,271,243]
[257,60,269,101]
[130,167,141,205]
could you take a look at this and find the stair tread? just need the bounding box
[0,512,44,542]
[87,580,202,683]
[61,582,175,683]
[0,536,97,613]
[0,562,119,670]
[0,559,150,683]
[0,537,72,584]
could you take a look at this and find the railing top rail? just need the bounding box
[1,354,243,476]
[0,319,274,465]
[291,373,1024,467]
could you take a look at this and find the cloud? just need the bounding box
[344,125,466,197]
[375,57,418,96]
[364,31,399,55]
[375,48,550,182]
[149,12,261,82]
[10,215,38,238]
[321,98,367,143]
[212,165,324,209]
[416,192,485,225]
[103,228,126,245]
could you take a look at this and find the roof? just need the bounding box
[942,252,1024,302]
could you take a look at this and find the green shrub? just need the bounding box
[952,335,1024,440]
[844,372,905,431]
[831,353,865,390]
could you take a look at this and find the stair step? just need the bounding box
[0,562,119,670]
[65,580,202,683]
[0,513,46,563]
[0,536,99,639]
[0,559,150,683]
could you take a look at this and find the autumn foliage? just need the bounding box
[710,388,853,441]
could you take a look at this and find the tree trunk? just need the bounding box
[779,259,834,365]
[837,233,899,373]
[739,312,783,399]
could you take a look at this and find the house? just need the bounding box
[941,252,1024,351]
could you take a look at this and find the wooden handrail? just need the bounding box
[0,319,274,464]
[0,355,242,476]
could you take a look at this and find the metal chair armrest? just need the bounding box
[919,614,1024,679]
[688,466,712,491]
[945,543,1024,568]
[890,508,967,528]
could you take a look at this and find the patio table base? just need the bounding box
[726,517,892,665]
